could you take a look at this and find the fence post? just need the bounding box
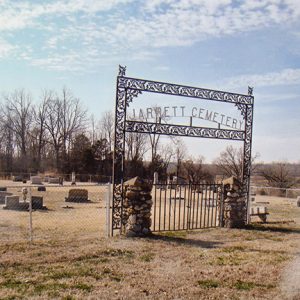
[28,187,33,243]
[106,183,111,238]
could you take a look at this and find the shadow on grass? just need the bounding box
[144,233,223,248]
[245,223,300,234]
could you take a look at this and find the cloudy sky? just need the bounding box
[0,0,299,162]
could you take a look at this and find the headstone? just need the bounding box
[0,192,12,204]
[0,187,7,192]
[48,177,60,184]
[71,172,76,185]
[12,175,22,182]
[37,186,46,192]
[31,176,42,185]
[65,189,89,202]
[4,195,20,209]
[31,196,43,209]
[297,196,300,207]
[153,172,158,184]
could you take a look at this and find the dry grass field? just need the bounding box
[0,181,108,243]
[0,179,300,299]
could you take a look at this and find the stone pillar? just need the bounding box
[122,177,153,237]
[222,176,247,228]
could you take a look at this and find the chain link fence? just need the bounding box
[251,186,300,198]
[0,183,110,244]
[249,186,300,224]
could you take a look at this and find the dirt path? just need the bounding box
[279,231,300,300]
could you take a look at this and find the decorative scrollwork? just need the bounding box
[248,86,253,96]
[126,89,142,107]
[235,103,247,120]
[118,77,254,105]
[126,121,245,141]
[112,67,254,235]
[118,65,126,77]
[242,104,253,222]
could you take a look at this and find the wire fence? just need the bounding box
[251,186,300,199]
[0,184,110,244]
[0,172,112,184]
[248,192,300,225]
[1,181,299,244]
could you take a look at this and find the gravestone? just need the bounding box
[65,189,90,202]
[4,195,20,209]
[49,177,60,184]
[297,196,300,207]
[12,175,22,182]
[31,176,42,185]
[0,187,7,192]
[153,172,158,184]
[0,192,12,204]
[32,196,44,209]
[37,186,46,192]
[71,172,76,185]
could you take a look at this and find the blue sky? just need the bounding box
[0,0,299,163]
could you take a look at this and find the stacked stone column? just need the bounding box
[222,176,247,228]
[122,177,153,237]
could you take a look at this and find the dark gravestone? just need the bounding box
[0,187,7,192]
[32,196,44,209]
[12,175,22,182]
[4,195,21,209]
[65,189,90,202]
[37,186,46,192]
[0,192,12,204]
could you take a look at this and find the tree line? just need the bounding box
[0,88,113,176]
[0,88,298,190]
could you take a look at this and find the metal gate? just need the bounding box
[151,183,224,232]
[112,65,254,236]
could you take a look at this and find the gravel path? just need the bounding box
[279,239,300,299]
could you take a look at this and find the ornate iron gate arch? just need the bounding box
[112,65,254,236]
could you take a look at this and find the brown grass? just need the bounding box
[0,180,300,299]
[0,223,300,299]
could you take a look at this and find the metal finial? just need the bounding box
[248,86,253,96]
[118,65,126,77]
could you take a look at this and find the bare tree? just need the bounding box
[100,111,114,152]
[30,90,52,171]
[172,138,187,178]
[125,132,148,162]
[2,89,33,171]
[182,156,213,183]
[214,145,259,181]
[159,142,175,174]
[44,87,87,170]
[261,162,297,189]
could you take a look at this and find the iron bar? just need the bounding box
[126,121,245,141]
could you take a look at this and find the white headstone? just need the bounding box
[31,176,42,185]
[71,172,76,185]
[153,172,158,184]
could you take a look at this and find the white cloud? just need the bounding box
[1,0,300,72]
[225,68,300,88]
[0,38,15,58]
